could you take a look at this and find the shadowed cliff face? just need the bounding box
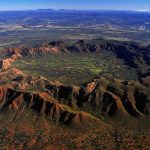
[67,39,150,70]
[53,78,150,119]
[0,86,99,126]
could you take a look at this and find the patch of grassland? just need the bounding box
[12,52,138,85]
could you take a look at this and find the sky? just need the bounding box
[0,0,150,11]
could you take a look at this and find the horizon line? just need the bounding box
[0,8,149,12]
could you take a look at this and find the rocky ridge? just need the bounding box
[0,67,149,124]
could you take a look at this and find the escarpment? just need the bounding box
[0,86,98,125]
[0,67,149,123]
[50,78,150,119]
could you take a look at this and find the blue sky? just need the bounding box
[0,0,150,11]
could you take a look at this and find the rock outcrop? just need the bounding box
[0,58,15,70]
[0,86,97,125]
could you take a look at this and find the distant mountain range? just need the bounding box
[0,9,150,13]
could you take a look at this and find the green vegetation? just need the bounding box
[12,53,137,85]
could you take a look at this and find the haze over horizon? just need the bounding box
[0,0,150,11]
